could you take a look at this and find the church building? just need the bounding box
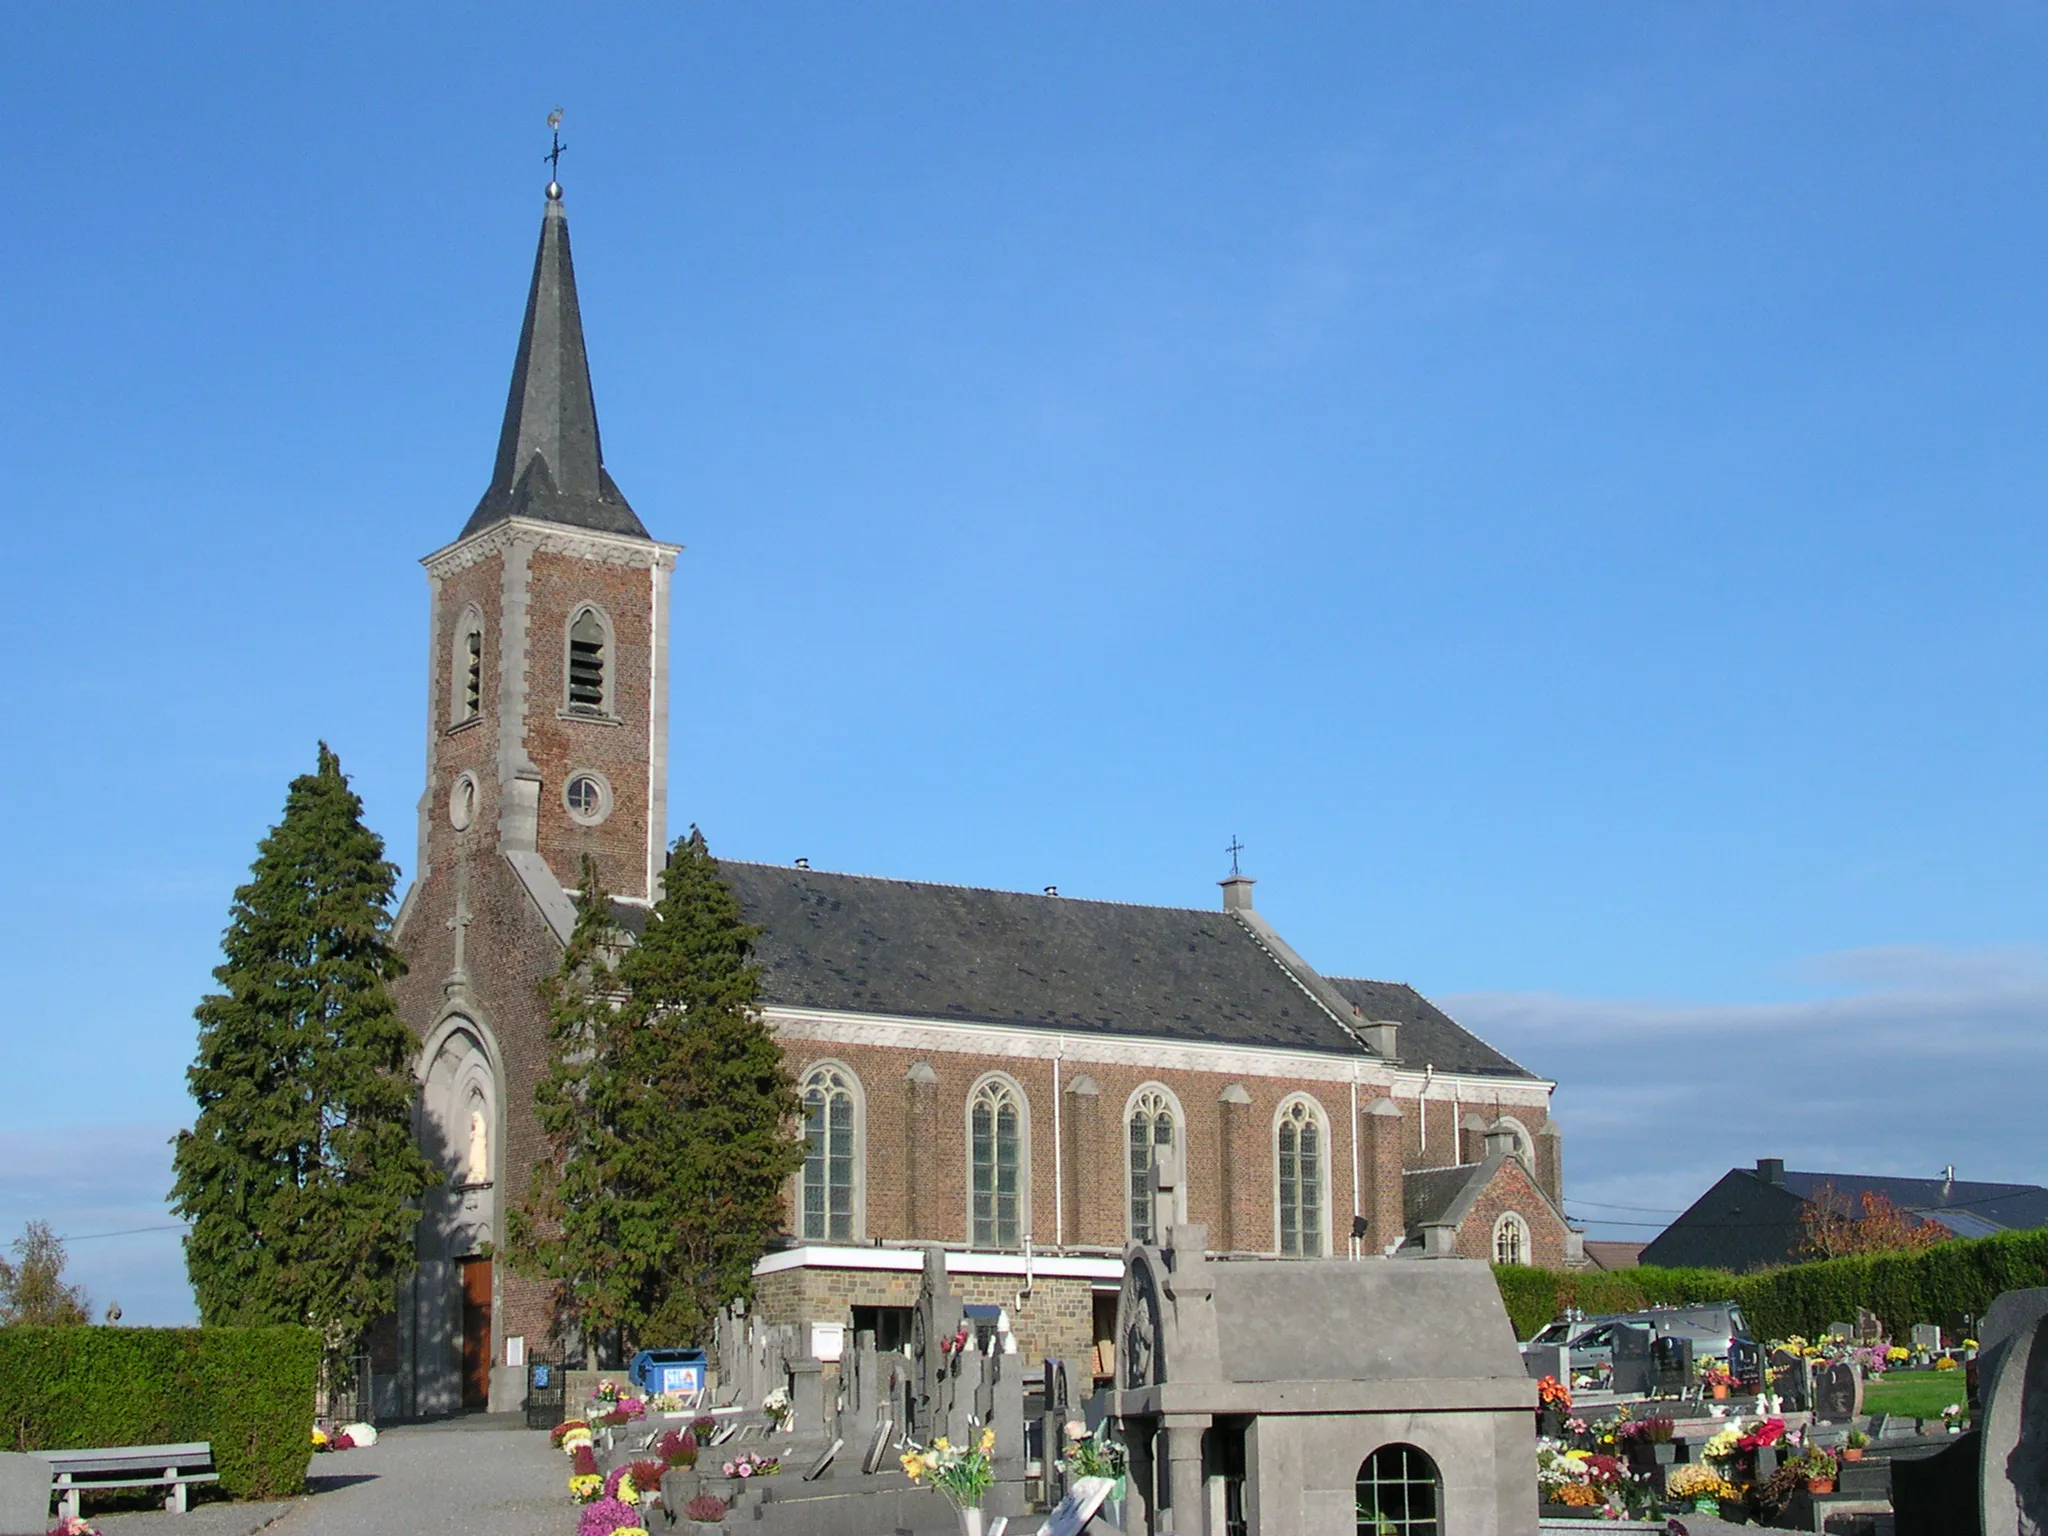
[382,181,1579,1417]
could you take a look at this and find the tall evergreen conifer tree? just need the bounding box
[511,830,803,1354]
[170,745,438,1349]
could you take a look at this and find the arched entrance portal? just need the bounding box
[416,1019,500,1414]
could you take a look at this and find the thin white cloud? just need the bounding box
[1446,946,2048,1244]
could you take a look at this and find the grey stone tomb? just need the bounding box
[1910,1323,1943,1353]
[1106,1169,1537,1535]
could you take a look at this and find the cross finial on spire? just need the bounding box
[1225,835,1245,876]
[544,108,566,196]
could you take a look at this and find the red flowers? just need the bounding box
[571,1444,599,1477]
[1738,1418,1786,1451]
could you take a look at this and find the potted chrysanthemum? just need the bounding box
[902,1428,998,1536]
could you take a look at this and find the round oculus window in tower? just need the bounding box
[448,771,479,832]
[564,771,611,826]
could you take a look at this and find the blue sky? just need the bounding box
[5,6,2046,1322]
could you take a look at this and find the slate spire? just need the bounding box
[461,185,647,540]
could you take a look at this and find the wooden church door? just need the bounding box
[459,1257,492,1410]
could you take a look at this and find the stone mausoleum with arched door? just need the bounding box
[372,175,1583,1417]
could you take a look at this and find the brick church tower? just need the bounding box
[386,180,676,1416]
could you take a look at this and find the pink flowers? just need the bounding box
[576,1497,639,1536]
[721,1451,778,1479]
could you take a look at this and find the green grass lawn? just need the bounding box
[1863,1369,1968,1420]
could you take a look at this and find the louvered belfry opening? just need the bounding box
[464,630,483,718]
[568,610,605,711]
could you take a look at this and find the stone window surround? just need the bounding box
[449,604,486,728]
[562,768,613,826]
[966,1071,1031,1249]
[1273,1091,1332,1258]
[795,1058,866,1243]
[561,601,619,722]
[1123,1081,1185,1243]
[1493,1209,1531,1266]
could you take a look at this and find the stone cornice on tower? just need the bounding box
[421,516,680,579]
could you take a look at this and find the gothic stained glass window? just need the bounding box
[1277,1098,1323,1257]
[971,1078,1023,1249]
[1128,1089,1177,1244]
[800,1066,857,1242]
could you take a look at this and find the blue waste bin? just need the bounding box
[628,1348,707,1397]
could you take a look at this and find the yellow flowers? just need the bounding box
[1667,1465,1736,1500]
[1887,1346,1911,1362]
[1703,1428,1740,1460]
[979,1428,996,1454]
[1935,1355,1959,1370]
[310,1428,328,1448]
[569,1474,601,1501]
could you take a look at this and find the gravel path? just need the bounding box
[97,1418,575,1536]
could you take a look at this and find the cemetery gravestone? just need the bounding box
[1730,1337,1765,1396]
[0,1454,51,1536]
[1649,1333,1692,1396]
[1973,1285,2048,1536]
[1612,1324,1653,1396]
[1814,1361,1863,1423]
[1769,1349,1810,1413]
[1856,1308,1883,1345]
[1827,1322,1854,1342]
[1911,1323,1942,1353]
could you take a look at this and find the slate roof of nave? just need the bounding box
[674,860,1541,1076]
[1322,977,1535,1079]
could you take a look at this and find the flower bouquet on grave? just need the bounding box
[1058,1420,1127,1504]
[902,1429,998,1535]
[682,1493,728,1530]
[759,1386,792,1431]
[1703,1365,1737,1399]
[576,1495,648,1536]
[721,1450,779,1480]
[1667,1462,1740,1515]
[594,1378,624,1405]
[658,1429,699,1469]
[553,1418,592,1449]
[1800,1449,1839,1495]
[617,1395,648,1421]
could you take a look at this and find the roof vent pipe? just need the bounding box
[794,857,810,870]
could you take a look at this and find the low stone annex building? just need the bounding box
[376,180,1580,1417]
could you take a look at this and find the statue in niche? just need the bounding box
[466,1104,489,1184]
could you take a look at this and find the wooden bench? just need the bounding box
[41,1442,216,1519]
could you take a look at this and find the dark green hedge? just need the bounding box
[0,1326,319,1498]
[1497,1228,2048,1343]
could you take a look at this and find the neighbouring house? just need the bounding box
[1641,1158,2048,1273]
[1580,1240,1645,1271]
[375,178,1582,1417]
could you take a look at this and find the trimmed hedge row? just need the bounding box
[0,1326,320,1498]
[1496,1228,2048,1343]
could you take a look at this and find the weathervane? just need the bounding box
[545,108,567,193]
[1226,835,1245,877]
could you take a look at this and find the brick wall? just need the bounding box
[1452,1159,1573,1270]
[782,1038,1436,1260]
[752,1266,1098,1366]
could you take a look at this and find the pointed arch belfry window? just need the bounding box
[567,607,608,714]
[1127,1087,1178,1244]
[969,1076,1027,1249]
[799,1064,860,1242]
[450,607,485,726]
[1276,1096,1325,1257]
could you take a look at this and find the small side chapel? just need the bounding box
[378,180,1581,1418]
